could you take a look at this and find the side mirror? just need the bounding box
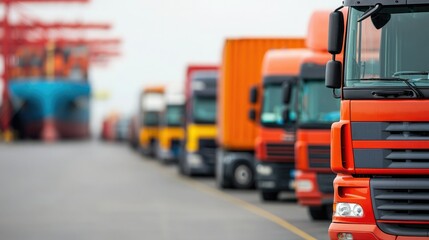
[249,85,258,104]
[325,60,342,89]
[282,83,292,104]
[328,11,345,55]
[248,109,256,121]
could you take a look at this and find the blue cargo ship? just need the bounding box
[9,45,91,141]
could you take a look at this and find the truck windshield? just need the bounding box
[261,82,295,127]
[143,111,159,127]
[192,96,216,124]
[166,105,184,127]
[298,79,340,128]
[345,6,429,89]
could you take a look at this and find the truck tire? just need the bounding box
[138,146,146,156]
[180,155,195,177]
[160,156,168,165]
[148,139,157,158]
[308,205,332,220]
[155,142,162,161]
[178,157,186,175]
[261,191,279,201]
[232,163,254,189]
[216,170,232,189]
[177,147,186,175]
[325,204,333,220]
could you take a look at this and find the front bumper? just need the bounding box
[186,152,215,175]
[158,148,177,161]
[159,142,181,161]
[256,161,295,192]
[295,171,334,206]
[329,223,396,240]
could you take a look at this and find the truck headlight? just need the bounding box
[256,164,272,176]
[187,153,202,166]
[334,203,364,218]
[295,180,313,192]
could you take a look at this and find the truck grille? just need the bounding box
[171,139,181,148]
[387,150,429,168]
[385,122,429,140]
[371,178,429,237]
[308,145,330,169]
[352,121,429,169]
[276,163,295,178]
[265,143,294,162]
[354,149,429,169]
[198,139,217,164]
[171,139,181,156]
[352,122,429,140]
[316,173,335,194]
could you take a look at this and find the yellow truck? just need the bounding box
[157,93,185,163]
[139,86,165,157]
[178,65,218,176]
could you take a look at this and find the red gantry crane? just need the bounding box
[0,0,120,141]
[0,21,121,65]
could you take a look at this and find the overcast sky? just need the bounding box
[2,0,341,133]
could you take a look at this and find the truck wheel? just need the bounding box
[308,205,331,220]
[232,163,254,189]
[178,157,186,175]
[177,148,186,175]
[216,169,232,189]
[160,157,168,165]
[149,140,157,158]
[325,204,333,220]
[155,142,162,161]
[138,146,146,156]
[261,191,279,201]
[180,156,195,177]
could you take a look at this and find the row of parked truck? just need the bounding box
[113,0,429,239]
[125,9,334,220]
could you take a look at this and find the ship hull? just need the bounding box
[9,79,91,141]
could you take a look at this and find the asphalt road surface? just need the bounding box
[0,141,330,240]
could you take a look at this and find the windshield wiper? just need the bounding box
[358,77,424,98]
[393,71,429,77]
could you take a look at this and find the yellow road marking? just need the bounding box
[146,159,317,240]
[181,177,317,240]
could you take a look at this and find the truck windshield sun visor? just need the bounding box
[194,89,217,98]
[357,4,391,30]
[354,3,391,29]
[343,0,429,7]
[263,75,297,86]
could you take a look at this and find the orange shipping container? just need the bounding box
[217,38,305,150]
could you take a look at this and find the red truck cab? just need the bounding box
[326,1,429,239]
[254,49,308,201]
[293,10,341,220]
